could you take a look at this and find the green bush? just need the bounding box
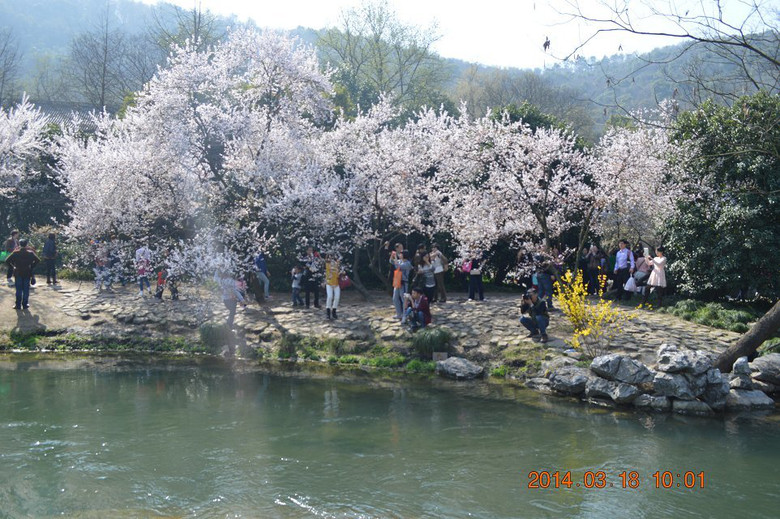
[490,365,509,378]
[405,359,436,373]
[410,326,454,359]
[277,333,301,358]
[361,355,405,368]
[199,322,234,353]
[337,355,361,364]
[661,300,760,332]
[58,268,95,281]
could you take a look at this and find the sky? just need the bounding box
[137,0,769,70]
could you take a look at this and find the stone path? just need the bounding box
[0,280,740,367]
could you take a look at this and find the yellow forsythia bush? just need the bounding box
[554,270,634,358]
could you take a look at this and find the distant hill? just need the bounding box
[2,0,774,138]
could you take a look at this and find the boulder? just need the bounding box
[633,394,671,411]
[656,345,712,375]
[683,372,708,397]
[751,379,779,395]
[725,389,776,411]
[700,369,730,410]
[728,373,754,390]
[590,354,654,385]
[732,356,752,376]
[653,372,696,400]
[525,378,553,393]
[585,376,641,404]
[672,399,714,416]
[541,356,577,377]
[548,366,589,396]
[435,357,484,380]
[749,353,780,386]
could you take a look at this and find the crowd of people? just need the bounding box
[2,229,669,344]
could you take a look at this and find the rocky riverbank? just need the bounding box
[1,279,774,416]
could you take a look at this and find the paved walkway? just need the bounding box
[0,280,739,366]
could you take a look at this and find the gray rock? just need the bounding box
[656,346,712,375]
[750,353,780,386]
[725,389,776,411]
[541,356,577,376]
[633,394,671,411]
[683,372,708,397]
[653,372,695,400]
[525,378,552,393]
[590,354,654,385]
[548,366,589,396]
[435,357,484,380]
[672,399,714,416]
[584,376,615,400]
[733,356,752,376]
[751,379,779,394]
[728,373,754,390]
[585,376,641,404]
[700,369,730,411]
[612,382,642,404]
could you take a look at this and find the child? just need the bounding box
[291,265,304,307]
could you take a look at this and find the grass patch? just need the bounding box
[660,300,761,332]
[410,326,454,359]
[405,359,436,373]
[337,355,361,364]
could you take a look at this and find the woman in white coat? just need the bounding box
[642,246,667,307]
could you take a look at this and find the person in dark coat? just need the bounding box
[6,239,40,309]
[42,233,58,284]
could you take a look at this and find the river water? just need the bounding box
[0,356,778,518]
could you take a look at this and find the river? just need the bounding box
[1,356,778,518]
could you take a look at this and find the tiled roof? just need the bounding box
[34,101,100,133]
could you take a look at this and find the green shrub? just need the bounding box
[361,355,405,368]
[319,337,346,354]
[405,359,436,373]
[277,333,301,358]
[327,355,338,364]
[729,323,749,333]
[337,355,361,364]
[301,346,320,360]
[490,365,509,378]
[57,268,95,281]
[410,326,454,359]
[199,322,234,353]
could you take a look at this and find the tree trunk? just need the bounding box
[715,299,780,372]
[349,247,370,300]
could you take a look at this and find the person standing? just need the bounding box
[520,289,550,343]
[390,251,413,322]
[6,239,40,310]
[324,253,342,320]
[613,239,635,301]
[301,246,323,308]
[42,233,58,285]
[216,271,246,327]
[536,257,558,310]
[291,265,305,307]
[135,244,152,296]
[468,251,485,301]
[254,250,271,301]
[4,230,19,284]
[642,247,668,307]
[430,243,448,303]
[417,254,436,302]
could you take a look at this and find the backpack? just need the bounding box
[461,260,472,274]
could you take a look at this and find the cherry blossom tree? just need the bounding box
[58,28,334,278]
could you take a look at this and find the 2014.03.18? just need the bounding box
[527,471,706,489]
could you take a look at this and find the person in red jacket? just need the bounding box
[404,287,431,332]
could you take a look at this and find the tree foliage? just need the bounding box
[666,91,780,299]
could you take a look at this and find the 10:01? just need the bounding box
[652,471,705,488]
